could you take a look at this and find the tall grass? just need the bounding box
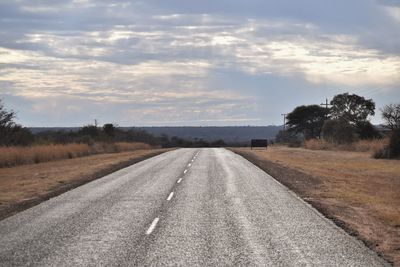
[304,138,389,153]
[0,142,152,168]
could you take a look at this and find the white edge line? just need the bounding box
[146,218,159,235]
[167,192,174,201]
[177,178,182,183]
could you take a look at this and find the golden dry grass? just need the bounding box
[304,138,389,153]
[0,142,153,168]
[233,146,400,265]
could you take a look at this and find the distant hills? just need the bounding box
[29,126,282,143]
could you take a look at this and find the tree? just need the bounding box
[355,121,381,140]
[79,125,99,137]
[275,130,300,143]
[330,93,375,125]
[0,99,17,131]
[381,103,400,131]
[103,123,115,137]
[322,119,356,144]
[286,105,327,140]
[0,99,34,146]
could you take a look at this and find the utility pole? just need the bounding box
[281,113,287,131]
[320,98,332,119]
[320,98,332,110]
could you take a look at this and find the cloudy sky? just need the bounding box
[0,0,399,126]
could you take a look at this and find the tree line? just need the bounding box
[0,99,228,148]
[276,93,400,159]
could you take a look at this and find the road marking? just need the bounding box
[188,163,192,167]
[167,192,174,201]
[146,218,159,235]
[177,178,182,183]
[184,169,187,174]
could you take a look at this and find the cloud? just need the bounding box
[0,0,399,126]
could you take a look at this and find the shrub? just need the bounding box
[356,121,381,140]
[373,129,400,159]
[275,130,302,146]
[322,119,357,144]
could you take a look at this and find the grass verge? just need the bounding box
[0,142,153,168]
[230,146,400,266]
[0,148,171,220]
[303,138,389,153]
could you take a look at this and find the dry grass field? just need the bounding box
[0,149,169,220]
[0,142,152,168]
[231,146,400,265]
[304,138,389,153]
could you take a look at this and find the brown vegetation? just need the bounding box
[231,146,400,265]
[0,142,152,168]
[0,149,170,220]
[304,138,388,153]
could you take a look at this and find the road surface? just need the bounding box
[0,148,388,266]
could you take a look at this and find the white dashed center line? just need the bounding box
[167,192,174,201]
[184,169,188,174]
[188,163,192,167]
[177,178,182,184]
[146,218,159,235]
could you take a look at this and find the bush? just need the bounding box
[373,129,400,159]
[275,130,302,147]
[356,121,381,140]
[389,129,400,157]
[322,119,357,144]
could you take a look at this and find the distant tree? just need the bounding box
[79,125,99,138]
[210,139,226,147]
[103,123,115,137]
[275,130,302,145]
[0,100,34,146]
[322,119,357,144]
[330,93,375,125]
[381,103,400,131]
[0,99,16,132]
[286,105,327,140]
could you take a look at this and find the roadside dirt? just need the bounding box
[231,146,400,266]
[0,149,170,220]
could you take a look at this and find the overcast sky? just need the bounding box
[0,0,399,126]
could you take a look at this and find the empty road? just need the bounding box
[0,148,388,266]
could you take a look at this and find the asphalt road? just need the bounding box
[0,148,388,266]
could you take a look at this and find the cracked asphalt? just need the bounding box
[0,148,388,266]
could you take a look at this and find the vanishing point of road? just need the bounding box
[0,149,388,266]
